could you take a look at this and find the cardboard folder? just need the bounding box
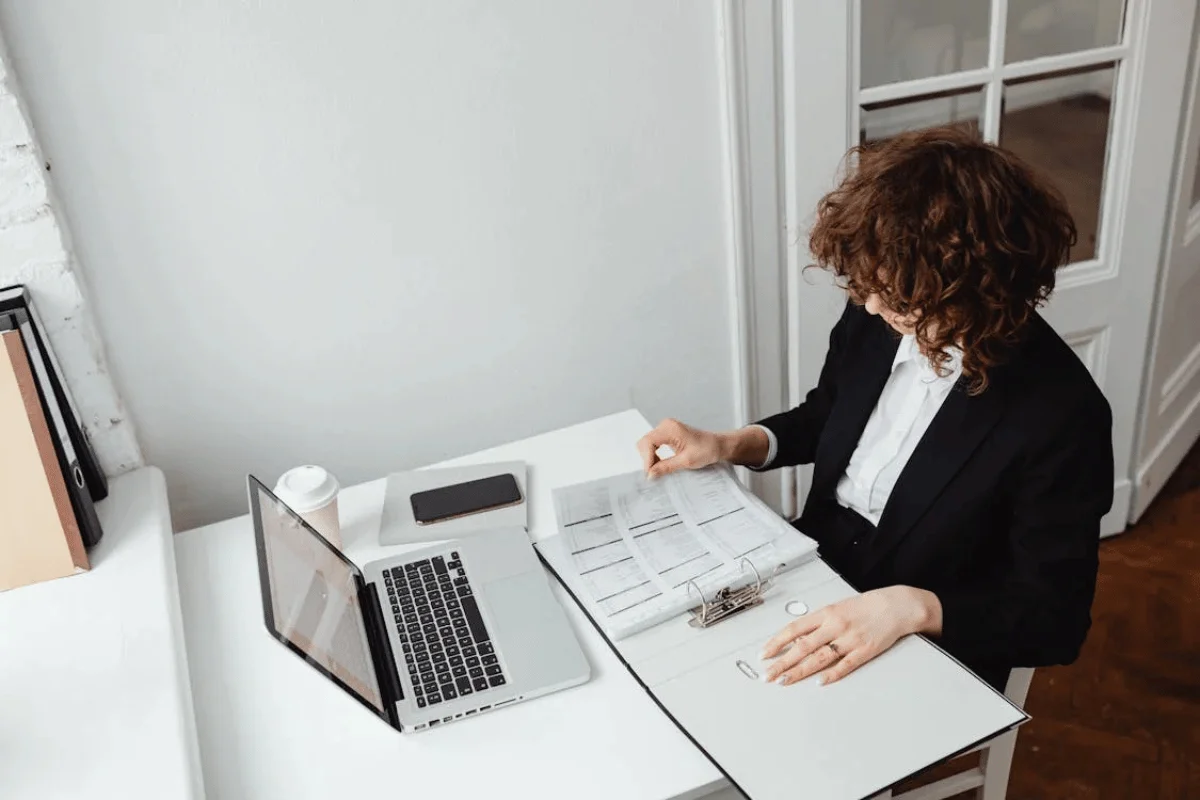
[0,330,88,592]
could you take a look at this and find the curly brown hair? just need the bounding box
[809,125,1077,393]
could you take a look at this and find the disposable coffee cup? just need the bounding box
[274,465,342,548]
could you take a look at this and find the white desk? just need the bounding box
[177,410,724,800]
[0,467,205,800]
[173,410,1002,799]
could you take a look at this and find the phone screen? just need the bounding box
[410,474,522,524]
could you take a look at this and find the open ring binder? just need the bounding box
[541,464,1029,800]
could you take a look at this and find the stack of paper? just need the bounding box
[539,465,817,640]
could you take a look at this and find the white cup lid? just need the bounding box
[274,465,340,512]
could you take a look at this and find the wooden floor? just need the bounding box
[893,438,1200,799]
[1006,438,1200,799]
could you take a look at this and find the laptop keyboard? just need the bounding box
[384,552,508,709]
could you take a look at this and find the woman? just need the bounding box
[637,126,1114,692]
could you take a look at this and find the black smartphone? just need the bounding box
[410,473,523,525]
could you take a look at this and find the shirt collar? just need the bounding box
[892,334,963,394]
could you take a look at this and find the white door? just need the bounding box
[775,0,1196,536]
[1132,12,1200,519]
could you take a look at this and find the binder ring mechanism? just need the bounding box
[685,558,779,630]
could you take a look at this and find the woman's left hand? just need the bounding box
[760,585,943,686]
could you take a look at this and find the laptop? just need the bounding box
[247,474,591,732]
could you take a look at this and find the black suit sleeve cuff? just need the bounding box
[744,424,778,471]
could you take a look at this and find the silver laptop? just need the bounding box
[247,474,591,732]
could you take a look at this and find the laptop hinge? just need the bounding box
[361,579,405,731]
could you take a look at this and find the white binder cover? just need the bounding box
[538,529,1028,800]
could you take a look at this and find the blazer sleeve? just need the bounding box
[749,300,853,470]
[935,398,1114,668]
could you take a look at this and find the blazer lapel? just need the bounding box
[809,322,900,504]
[864,372,1008,573]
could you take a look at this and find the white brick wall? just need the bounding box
[0,35,141,476]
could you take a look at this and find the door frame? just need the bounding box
[1131,6,1200,519]
[717,1,855,517]
[716,0,791,514]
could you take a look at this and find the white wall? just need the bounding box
[0,1,737,530]
[0,36,141,476]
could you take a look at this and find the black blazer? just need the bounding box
[753,301,1114,686]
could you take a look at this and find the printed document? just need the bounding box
[546,465,818,639]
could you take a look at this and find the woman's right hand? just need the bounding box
[637,418,726,478]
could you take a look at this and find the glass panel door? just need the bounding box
[855,0,1129,267]
[860,0,993,88]
[785,0,1191,530]
[1005,0,1127,63]
[836,0,1188,536]
[860,87,985,144]
[1000,65,1118,263]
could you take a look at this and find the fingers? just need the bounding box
[647,455,687,479]
[768,638,844,690]
[762,623,831,683]
[638,419,690,478]
[765,632,879,687]
[772,639,849,686]
[760,613,823,659]
[636,433,661,474]
[818,645,869,685]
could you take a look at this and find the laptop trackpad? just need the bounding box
[484,571,589,690]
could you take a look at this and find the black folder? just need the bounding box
[0,310,103,548]
[0,284,108,502]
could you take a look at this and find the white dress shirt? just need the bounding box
[755,334,963,525]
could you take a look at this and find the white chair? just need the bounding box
[873,667,1036,800]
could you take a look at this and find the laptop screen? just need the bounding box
[249,479,385,715]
